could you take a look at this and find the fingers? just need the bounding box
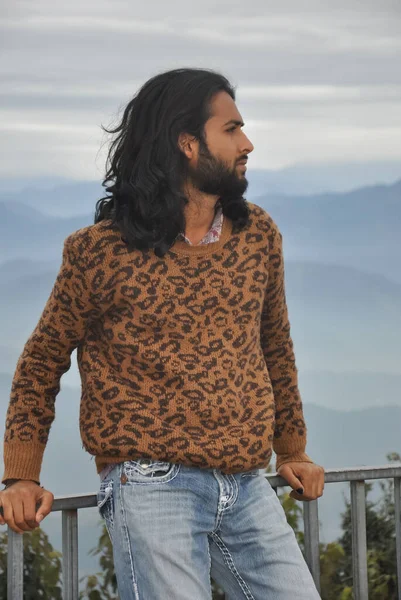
[290,484,324,501]
[35,490,54,523]
[22,494,41,529]
[289,466,325,501]
[289,489,309,501]
[310,465,325,499]
[13,497,38,532]
[278,464,304,494]
[289,489,316,502]
[0,496,25,534]
[0,486,54,534]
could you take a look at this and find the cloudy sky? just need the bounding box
[1,0,401,181]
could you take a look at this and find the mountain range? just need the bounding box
[0,172,400,582]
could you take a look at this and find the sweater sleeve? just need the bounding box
[2,231,100,484]
[260,217,314,472]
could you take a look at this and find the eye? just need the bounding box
[226,127,237,133]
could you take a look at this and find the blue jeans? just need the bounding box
[97,459,321,599]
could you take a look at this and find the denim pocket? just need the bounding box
[97,479,114,537]
[122,458,180,484]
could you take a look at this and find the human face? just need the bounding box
[188,91,254,197]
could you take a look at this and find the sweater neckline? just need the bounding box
[169,213,232,256]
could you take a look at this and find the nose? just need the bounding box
[241,132,254,155]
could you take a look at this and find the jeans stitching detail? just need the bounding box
[119,467,141,600]
[97,480,115,539]
[122,462,181,485]
[209,531,255,600]
[212,472,239,532]
[205,534,214,598]
[229,474,239,506]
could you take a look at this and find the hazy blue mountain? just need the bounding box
[0,258,57,282]
[2,200,51,224]
[0,345,20,376]
[1,201,89,260]
[0,270,61,347]
[2,257,400,378]
[302,403,401,470]
[0,181,101,218]
[299,370,401,411]
[1,174,400,582]
[257,179,401,283]
[0,175,72,193]
[1,160,400,200]
[245,161,401,197]
[1,176,400,463]
[2,179,400,286]
[258,179,401,244]
[1,371,397,481]
[284,261,401,374]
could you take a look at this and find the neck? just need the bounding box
[182,182,220,239]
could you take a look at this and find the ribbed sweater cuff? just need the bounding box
[275,451,314,472]
[2,443,44,484]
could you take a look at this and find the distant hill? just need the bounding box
[258,179,401,244]
[1,257,400,376]
[284,260,401,374]
[300,370,401,411]
[1,160,401,202]
[1,371,397,480]
[245,161,401,197]
[1,175,400,578]
[0,181,102,218]
[1,178,400,283]
[1,199,51,223]
[0,258,57,282]
[1,201,88,260]
[256,179,401,283]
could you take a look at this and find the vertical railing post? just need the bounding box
[7,529,23,600]
[350,480,368,600]
[303,499,321,594]
[394,477,401,600]
[62,509,79,600]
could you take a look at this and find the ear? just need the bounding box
[178,132,198,160]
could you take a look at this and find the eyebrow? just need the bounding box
[223,119,245,128]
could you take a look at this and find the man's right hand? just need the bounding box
[0,481,54,534]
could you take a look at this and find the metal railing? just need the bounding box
[5,464,401,600]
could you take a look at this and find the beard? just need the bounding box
[187,138,249,199]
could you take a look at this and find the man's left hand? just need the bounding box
[277,462,325,501]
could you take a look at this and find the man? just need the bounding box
[1,68,324,599]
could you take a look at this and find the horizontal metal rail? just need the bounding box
[5,464,401,600]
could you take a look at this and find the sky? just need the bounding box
[1,0,401,180]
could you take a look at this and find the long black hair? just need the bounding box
[94,67,251,257]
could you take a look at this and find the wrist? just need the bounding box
[3,478,40,490]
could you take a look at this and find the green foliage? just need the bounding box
[335,452,400,599]
[0,527,62,599]
[316,451,400,599]
[272,452,400,600]
[319,541,346,598]
[79,523,118,600]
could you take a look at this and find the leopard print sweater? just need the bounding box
[2,201,313,483]
[99,200,224,482]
